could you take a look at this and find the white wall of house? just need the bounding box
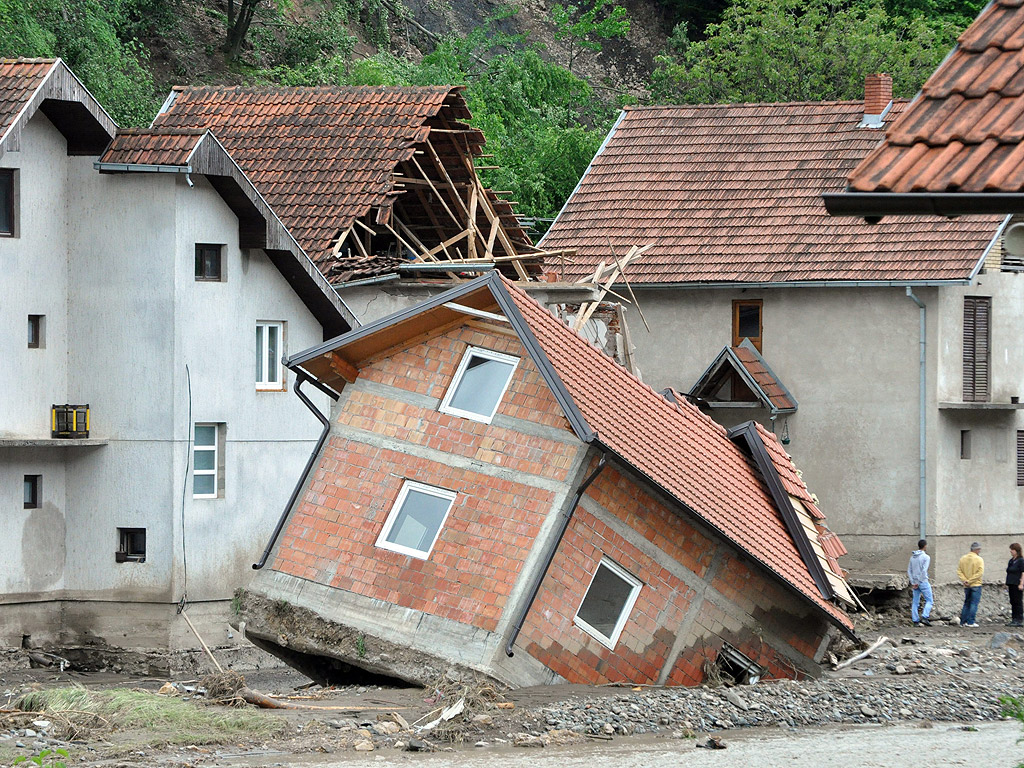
[1,110,332,649]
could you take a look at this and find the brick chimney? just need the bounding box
[861,73,893,128]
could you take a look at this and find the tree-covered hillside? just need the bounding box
[0,0,982,227]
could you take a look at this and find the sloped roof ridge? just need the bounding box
[169,83,459,95]
[116,127,207,135]
[0,57,58,64]
[624,97,910,111]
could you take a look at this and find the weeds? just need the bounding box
[11,687,283,745]
[14,748,68,768]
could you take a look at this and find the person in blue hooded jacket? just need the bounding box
[908,539,933,626]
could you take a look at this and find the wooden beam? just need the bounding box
[410,154,462,227]
[424,138,471,220]
[326,353,359,383]
[423,228,471,259]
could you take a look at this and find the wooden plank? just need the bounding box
[484,217,500,260]
[424,138,471,219]
[327,354,359,384]
[410,155,462,227]
[467,185,479,260]
[423,228,471,259]
[332,228,351,256]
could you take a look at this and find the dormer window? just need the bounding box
[439,346,519,424]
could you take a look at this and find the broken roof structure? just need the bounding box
[826,0,1024,217]
[151,85,562,284]
[246,271,855,687]
[541,100,1003,284]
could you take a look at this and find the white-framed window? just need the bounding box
[574,557,643,649]
[256,321,284,389]
[193,423,221,498]
[439,346,519,424]
[375,481,457,560]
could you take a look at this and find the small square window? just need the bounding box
[375,481,456,560]
[193,423,223,498]
[439,346,519,424]
[733,300,763,351]
[574,558,642,649]
[256,322,285,389]
[27,315,44,348]
[23,475,40,509]
[195,244,223,281]
[0,169,15,237]
[116,527,146,563]
[961,430,972,460]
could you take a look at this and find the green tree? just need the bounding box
[650,0,964,104]
[550,0,630,74]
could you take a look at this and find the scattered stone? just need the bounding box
[725,689,749,711]
[378,712,410,730]
[405,739,428,752]
[373,721,401,735]
[860,705,877,718]
[601,723,615,735]
[472,713,493,727]
[988,633,1019,650]
[353,739,374,752]
[513,733,545,748]
[894,665,907,675]
[24,729,36,738]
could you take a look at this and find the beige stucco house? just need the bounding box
[541,76,1023,584]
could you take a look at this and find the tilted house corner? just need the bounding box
[242,272,856,688]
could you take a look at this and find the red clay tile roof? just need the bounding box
[498,277,853,629]
[846,0,1024,196]
[151,85,490,279]
[733,345,797,412]
[0,58,56,143]
[98,129,206,167]
[541,102,1002,283]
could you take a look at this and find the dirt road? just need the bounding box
[216,721,1021,768]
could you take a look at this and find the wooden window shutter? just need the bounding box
[1018,431,1024,487]
[963,297,991,402]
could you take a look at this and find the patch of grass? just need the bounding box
[14,687,284,746]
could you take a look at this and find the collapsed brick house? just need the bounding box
[243,271,857,687]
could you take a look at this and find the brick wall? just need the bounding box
[272,322,584,633]
[520,462,830,685]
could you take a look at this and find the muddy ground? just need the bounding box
[1,615,1023,767]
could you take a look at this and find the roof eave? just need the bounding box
[823,191,1024,220]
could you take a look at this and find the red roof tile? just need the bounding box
[98,129,206,167]
[733,346,797,412]
[541,102,1002,283]
[499,277,853,629]
[847,0,1024,195]
[0,58,56,143]
[151,85,498,280]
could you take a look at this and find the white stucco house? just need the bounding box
[0,58,355,657]
[541,76,1024,584]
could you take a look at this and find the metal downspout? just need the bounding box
[253,373,335,570]
[906,287,927,539]
[504,452,607,657]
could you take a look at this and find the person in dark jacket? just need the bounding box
[1007,543,1024,627]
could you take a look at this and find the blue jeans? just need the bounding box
[911,582,933,622]
[960,586,982,625]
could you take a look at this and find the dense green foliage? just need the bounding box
[651,0,963,103]
[0,0,162,125]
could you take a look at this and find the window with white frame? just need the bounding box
[375,481,456,559]
[256,322,284,389]
[574,558,643,649]
[193,423,221,498]
[439,346,519,424]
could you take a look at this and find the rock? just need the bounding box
[405,739,428,752]
[378,712,410,730]
[899,708,913,717]
[894,665,908,675]
[601,723,615,735]
[860,705,877,718]
[725,689,749,711]
[357,687,367,693]
[989,633,1019,650]
[353,739,375,752]
[31,720,50,730]
[23,730,36,738]
[513,733,545,748]
[372,721,401,735]
[355,728,373,740]
[472,713,493,727]
[475,741,488,747]
[157,683,177,696]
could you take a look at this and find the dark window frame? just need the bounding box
[961,430,972,460]
[0,168,15,237]
[732,299,763,351]
[194,243,224,282]
[116,527,146,563]
[23,475,41,509]
[27,315,43,348]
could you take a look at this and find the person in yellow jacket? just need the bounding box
[957,542,984,627]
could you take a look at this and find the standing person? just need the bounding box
[1006,543,1024,628]
[907,539,933,626]
[957,542,984,627]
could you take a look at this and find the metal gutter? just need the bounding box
[333,273,401,289]
[538,109,626,248]
[93,162,191,173]
[252,373,338,570]
[727,422,835,601]
[970,215,1012,282]
[397,263,495,273]
[504,451,606,657]
[823,191,1024,219]
[905,288,928,540]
